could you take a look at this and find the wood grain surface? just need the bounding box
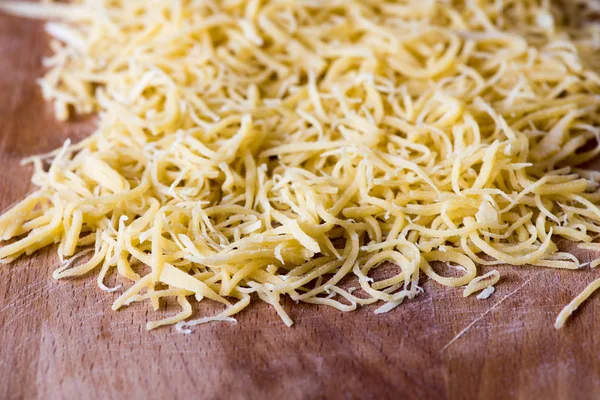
[2,11,600,400]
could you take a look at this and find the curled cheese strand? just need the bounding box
[463,270,500,297]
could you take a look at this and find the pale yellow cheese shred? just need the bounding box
[463,270,500,297]
[1,0,600,331]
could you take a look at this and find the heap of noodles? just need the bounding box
[1,0,600,331]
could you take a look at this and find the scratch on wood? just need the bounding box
[0,284,92,332]
[441,273,538,352]
[0,278,57,313]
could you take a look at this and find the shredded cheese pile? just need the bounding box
[2,0,600,331]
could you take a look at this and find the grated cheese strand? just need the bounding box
[463,270,500,297]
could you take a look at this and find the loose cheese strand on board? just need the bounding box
[463,270,500,297]
[2,0,600,330]
[555,276,600,329]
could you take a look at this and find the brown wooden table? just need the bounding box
[1,12,600,400]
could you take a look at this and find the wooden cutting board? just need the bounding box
[2,12,600,400]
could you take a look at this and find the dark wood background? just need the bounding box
[2,11,600,400]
